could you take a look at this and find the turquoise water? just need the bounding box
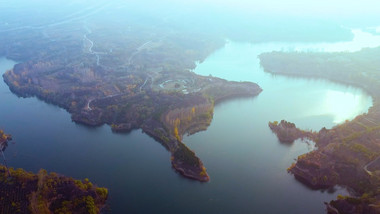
[193,29,377,129]
[0,29,377,213]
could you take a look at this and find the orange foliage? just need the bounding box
[174,127,180,141]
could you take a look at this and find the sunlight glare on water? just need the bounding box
[322,90,372,124]
[0,23,378,213]
[193,28,375,131]
[300,89,372,126]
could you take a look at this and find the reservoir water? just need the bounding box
[0,29,378,213]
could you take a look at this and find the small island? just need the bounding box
[0,130,108,214]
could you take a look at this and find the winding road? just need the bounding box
[83,23,107,66]
[139,75,153,92]
[364,156,380,176]
[127,40,153,66]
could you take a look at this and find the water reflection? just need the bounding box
[0,27,378,213]
[194,28,376,129]
[301,89,373,125]
[323,90,372,124]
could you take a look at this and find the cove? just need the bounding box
[0,29,377,213]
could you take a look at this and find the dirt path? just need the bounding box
[364,156,380,176]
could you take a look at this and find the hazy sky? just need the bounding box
[4,0,380,18]
[158,0,380,17]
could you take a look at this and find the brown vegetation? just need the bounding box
[0,166,108,214]
[260,47,380,213]
[2,26,262,182]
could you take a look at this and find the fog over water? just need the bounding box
[1,0,380,213]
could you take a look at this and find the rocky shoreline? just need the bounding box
[261,49,380,213]
[172,158,209,182]
[4,65,262,182]
[268,120,315,143]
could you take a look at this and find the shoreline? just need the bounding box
[260,48,380,213]
[3,61,262,182]
[0,130,108,213]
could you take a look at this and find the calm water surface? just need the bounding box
[0,29,378,213]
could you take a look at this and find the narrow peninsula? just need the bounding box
[1,20,262,181]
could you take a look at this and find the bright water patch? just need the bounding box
[193,29,375,129]
[0,28,376,214]
[321,90,371,124]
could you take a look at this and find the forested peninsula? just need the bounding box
[2,20,261,181]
